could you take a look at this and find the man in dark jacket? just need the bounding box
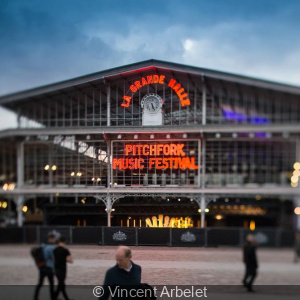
[33,233,56,300]
[100,246,142,300]
[54,235,73,300]
[242,234,258,292]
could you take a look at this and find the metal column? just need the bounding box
[200,195,206,228]
[16,142,25,227]
[106,194,112,227]
[15,195,24,227]
[202,78,206,125]
[107,84,111,127]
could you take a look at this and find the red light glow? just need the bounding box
[121,73,191,108]
[113,142,198,171]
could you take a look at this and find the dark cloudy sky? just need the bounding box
[1,0,300,129]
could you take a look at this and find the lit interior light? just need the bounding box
[291,181,298,188]
[249,133,255,138]
[71,172,75,176]
[293,170,300,176]
[44,165,50,171]
[198,209,201,213]
[150,135,155,139]
[134,135,138,139]
[215,215,223,220]
[117,135,122,139]
[55,193,59,197]
[2,202,7,209]
[294,207,300,215]
[215,133,221,138]
[91,177,95,181]
[178,198,181,201]
[232,133,238,138]
[255,195,261,201]
[81,199,85,204]
[77,172,82,177]
[97,178,101,182]
[205,208,209,212]
[183,134,187,138]
[294,162,300,170]
[166,134,171,139]
[190,199,193,201]
[22,206,28,213]
[51,165,57,171]
[250,220,255,231]
[8,183,15,190]
[291,175,299,183]
[2,183,8,191]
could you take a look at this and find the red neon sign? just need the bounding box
[121,74,190,108]
[113,143,198,170]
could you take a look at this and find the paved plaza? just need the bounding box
[0,245,299,299]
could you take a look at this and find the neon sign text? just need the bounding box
[125,143,185,156]
[129,75,166,93]
[168,79,190,107]
[121,73,190,108]
[113,143,198,170]
[113,157,197,170]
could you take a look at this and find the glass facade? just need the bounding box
[0,60,299,228]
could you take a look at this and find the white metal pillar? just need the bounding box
[17,142,24,188]
[95,194,123,227]
[195,195,216,228]
[106,84,111,127]
[107,139,111,188]
[16,141,25,227]
[15,195,24,227]
[106,194,112,227]
[200,195,206,228]
[202,78,206,125]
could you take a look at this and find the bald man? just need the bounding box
[100,246,142,299]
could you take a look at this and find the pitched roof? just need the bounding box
[1,59,300,105]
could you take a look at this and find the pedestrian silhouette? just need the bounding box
[54,235,74,300]
[33,233,56,300]
[242,234,258,292]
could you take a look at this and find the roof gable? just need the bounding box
[1,59,300,105]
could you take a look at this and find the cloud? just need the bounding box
[0,0,300,130]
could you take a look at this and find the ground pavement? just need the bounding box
[0,245,299,299]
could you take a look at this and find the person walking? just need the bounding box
[53,235,74,300]
[100,246,142,300]
[242,234,258,292]
[33,233,56,300]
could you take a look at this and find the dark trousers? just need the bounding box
[242,265,257,291]
[34,266,55,300]
[55,269,70,300]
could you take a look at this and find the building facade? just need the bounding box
[0,60,300,229]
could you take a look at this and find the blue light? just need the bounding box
[222,108,269,124]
